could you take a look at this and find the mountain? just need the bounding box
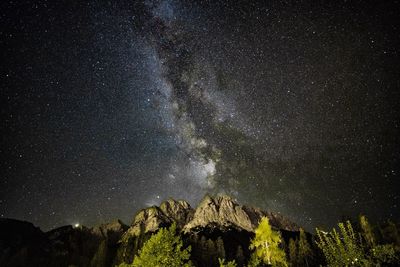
[0,195,300,267]
[183,195,298,232]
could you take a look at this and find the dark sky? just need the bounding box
[1,0,399,231]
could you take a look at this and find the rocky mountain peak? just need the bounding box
[183,195,266,232]
[159,198,193,227]
[123,199,193,238]
[182,195,299,232]
[125,206,170,236]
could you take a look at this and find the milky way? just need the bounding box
[2,0,400,230]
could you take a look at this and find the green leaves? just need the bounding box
[316,221,366,267]
[288,228,313,267]
[371,244,397,264]
[316,216,400,266]
[249,217,288,267]
[121,223,193,267]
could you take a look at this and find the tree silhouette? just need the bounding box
[297,228,312,266]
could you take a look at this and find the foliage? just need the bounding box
[287,228,312,267]
[247,252,262,267]
[250,216,288,267]
[216,237,226,259]
[316,220,366,266]
[219,258,237,267]
[359,215,375,248]
[297,228,312,266]
[288,238,297,266]
[371,244,398,265]
[379,220,400,246]
[316,216,400,266]
[119,223,193,267]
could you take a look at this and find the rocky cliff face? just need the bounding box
[122,198,193,238]
[0,195,299,267]
[183,195,297,232]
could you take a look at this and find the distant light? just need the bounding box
[74,223,80,228]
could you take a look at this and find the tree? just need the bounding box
[288,238,297,266]
[297,228,312,267]
[360,215,375,248]
[316,220,366,266]
[216,237,226,259]
[250,216,288,266]
[360,216,399,265]
[247,252,262,267]
[371,243,398,265]
[316,217,400,266]
[120,223,193,267]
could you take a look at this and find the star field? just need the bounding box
[1,0,400,231]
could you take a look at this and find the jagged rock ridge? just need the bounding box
[183,195,298,232]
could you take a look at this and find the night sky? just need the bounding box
[2,0,400,231]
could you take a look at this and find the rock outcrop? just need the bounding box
[184,195,298,233]
[121,198,193,238]
[159,199,194,227]
[91,219,128,241]
[184,195,265,232]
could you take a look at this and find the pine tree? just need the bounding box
[288,238,297,266]
[297,228,312,267]
[249,216,288,267]
[216,237,226,259]
[360,215,375,248]
[206,238,218,266]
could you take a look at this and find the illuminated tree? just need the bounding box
[316,220,366,266]
[122,223,193,267]
[249,216,288,266]
[316,217,400,266]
